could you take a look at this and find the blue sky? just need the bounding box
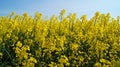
[0,0,120,18]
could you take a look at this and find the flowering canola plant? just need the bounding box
[0,10,120,67]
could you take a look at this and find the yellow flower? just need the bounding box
[71,43,79,50]
[60,9,66,16]
[16,41,22,48]
[35,12,42,19]
[29,57,37,63]
[58,55,69,66]
[23,13,28,18]
[94,62,101,67]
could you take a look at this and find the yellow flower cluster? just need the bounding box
[13,41,37,67]
[0,10,120,66]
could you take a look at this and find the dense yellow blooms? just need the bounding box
[0,10,120,66]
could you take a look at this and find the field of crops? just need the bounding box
[0,10,120,67]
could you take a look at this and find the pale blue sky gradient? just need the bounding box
[0,0,120,18]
